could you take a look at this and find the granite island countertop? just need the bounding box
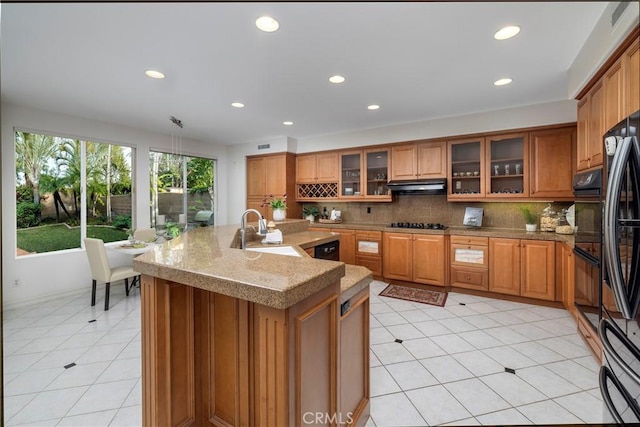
[133,221,371,310]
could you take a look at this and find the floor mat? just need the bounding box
[379,284,448,307]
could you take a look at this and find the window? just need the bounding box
[149,151,215,236]
[15,130,133,255]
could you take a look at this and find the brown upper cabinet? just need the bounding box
[529,126,576,200]
[577,80,605,171]
[447,126,575,201]
[623,38,639,116]
[605,37,640,130]
[577,28,639,172]
[390,141,447,181]
[246,152,299,220]
[296,152,340,183]
[338,148,391,201]
[604,57,624,132]
[294,123,577,202]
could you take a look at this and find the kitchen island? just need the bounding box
[133,220,371,427]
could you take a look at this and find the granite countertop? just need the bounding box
[133,220,371,310]
[310,222,574,244]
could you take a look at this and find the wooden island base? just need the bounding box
[141,275,370,427]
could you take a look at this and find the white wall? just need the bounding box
[568,1,640,97]
[295,100,577,153]
[2,103,227,308]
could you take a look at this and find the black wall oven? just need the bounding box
[573,168,603,332]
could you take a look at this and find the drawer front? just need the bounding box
[355,255,382,277]
[450,244,489,268]
[450,235,488,246]
[356,230,382,240]
[450,266,488,291]
[577,314,602,362]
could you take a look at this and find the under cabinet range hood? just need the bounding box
[387,179,446,195]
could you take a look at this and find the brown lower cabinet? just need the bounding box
[340,287,371,427]
[383,232,447,286]
[488,238,556,301]
[556,242,575,315]
[141,275,370,427]
[334,229,356,265]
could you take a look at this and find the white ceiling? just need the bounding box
[1,2,609,145]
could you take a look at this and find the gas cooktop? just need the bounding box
[389,222,447,230]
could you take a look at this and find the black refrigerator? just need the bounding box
[598,110,640,423]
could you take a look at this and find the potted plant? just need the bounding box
[302,205,320,223]
[165,221,182,239]
[262,193,287,221]
[519,206,538,232]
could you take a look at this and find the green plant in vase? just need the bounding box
[261,193,287,221]
[302,205,320,222]
[519,205,538,231]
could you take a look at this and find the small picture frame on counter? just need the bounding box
[463,207,484,227]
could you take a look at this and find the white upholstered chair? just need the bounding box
[84,238,138,310]
[133,228,157,242]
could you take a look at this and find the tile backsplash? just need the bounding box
[304,196,573,229]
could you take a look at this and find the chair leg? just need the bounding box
[125,278,130,296]
[91,279,97,306]
[105,282,111,311]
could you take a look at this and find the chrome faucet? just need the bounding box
[240,209,268,249]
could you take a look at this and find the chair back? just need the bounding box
[84,238,111,282]
[134,228,156,242]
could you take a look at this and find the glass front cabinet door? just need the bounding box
[340,151,362,198]
[365,149,390,199]
[486,133,528,198]
[340,149,391,200]
[448,138,485,198]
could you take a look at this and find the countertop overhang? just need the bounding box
[133,223,347,309]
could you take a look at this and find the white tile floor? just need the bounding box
[3,280,612,426]
[366,280,613,426]
[4,284,141,426]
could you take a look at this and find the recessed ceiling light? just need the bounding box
[329,75,345,84]
[494,25,521,40]
[231,102,245,108]
[367,105,380,110]
[494,78,513,86]
[256,16,279,32]
[145,70,165,79]
[283,121,293,126]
